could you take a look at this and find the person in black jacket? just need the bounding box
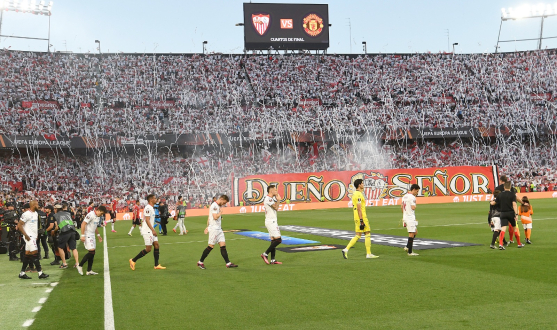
[36,205,49,259]
[159,199,169,236]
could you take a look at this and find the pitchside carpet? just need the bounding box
[2,199,555,329]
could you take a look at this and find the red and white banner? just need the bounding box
[233,166,498,206]
[21,101,60,110]
[299,98,322,108]
[530,93,552,101]
[150,100,175,109]
[431,96,456,105]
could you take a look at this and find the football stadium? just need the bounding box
[1,1,557,329]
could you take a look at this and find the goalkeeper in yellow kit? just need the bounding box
[342,178,379,259]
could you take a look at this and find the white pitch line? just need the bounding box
[45,288,53,293]
[38,297,47,304]
[103,226,115,330]
[22,319,34,327]
[376,217,557,231]
[31,306,42,313]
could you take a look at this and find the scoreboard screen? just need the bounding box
[243,3,330,50]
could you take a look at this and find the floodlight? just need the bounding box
[46,0,52,12]
[501,8,507,17]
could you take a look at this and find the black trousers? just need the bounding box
[161,217,169,234]
[37,234,48,256]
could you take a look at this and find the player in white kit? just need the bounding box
[402,184,421,256]
[17,200,49,279]
[261,185,283,265]
[197,195,238,269]
[129,194,166,270]
[77,205,107,276]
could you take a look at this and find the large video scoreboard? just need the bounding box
[243,3,330,50]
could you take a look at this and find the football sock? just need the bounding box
[346,235,360,250]
[265,238,282,259]
[365,233,371,255]
[111,222,115,231]
[514,231,521,245]
[508,224,514,241]
[132,249,148,262]
[491,231,499,245]
[128,226,134,235]
[21,255,30,272]
[87,251,95,272]
[220,246,230,264]
[154,248,160,266]
[79,253,90,267]
[526,229,531,239]
[200,246,213,262]
[32,254,42,272]
[407,237,414,254]
[499,231,506,246]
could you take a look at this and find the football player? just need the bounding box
[342,179,378,259]
[129,194,166,270]
[197,195,238,269]
[402,184,421,256]
[261,185,282,265]
[77,205,107,275]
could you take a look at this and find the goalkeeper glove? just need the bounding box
[359,219,365,230]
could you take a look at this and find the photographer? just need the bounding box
[3,203,21,261]
[37,205,49,259]
[54,202,80,268]
[45,205,61,265]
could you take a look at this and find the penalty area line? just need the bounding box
[103,226,115,330]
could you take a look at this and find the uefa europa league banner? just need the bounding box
[232,166,498,206]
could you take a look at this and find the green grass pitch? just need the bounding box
[2,199,557,329]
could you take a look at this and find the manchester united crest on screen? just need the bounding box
[252,13,271,36]
[302,13,324,37]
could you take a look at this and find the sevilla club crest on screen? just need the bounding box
[252,13,271,36]
[302,13,324,37]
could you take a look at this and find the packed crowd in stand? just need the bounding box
[1,49,556,207]
[1,50,556,136]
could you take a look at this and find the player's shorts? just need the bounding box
[132,217,141,226]
[265,220,281,238]
[142,232,159,246]
[500,212,516,227]
[110,212,116,220]
[521,217,532,230]
[491,217,501,231]
[58,231,77,250]
[208,229,225,246]
[404,219,418,233]
[84,235,96,250]
[354,218,370,233]
[25,235,38,252]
